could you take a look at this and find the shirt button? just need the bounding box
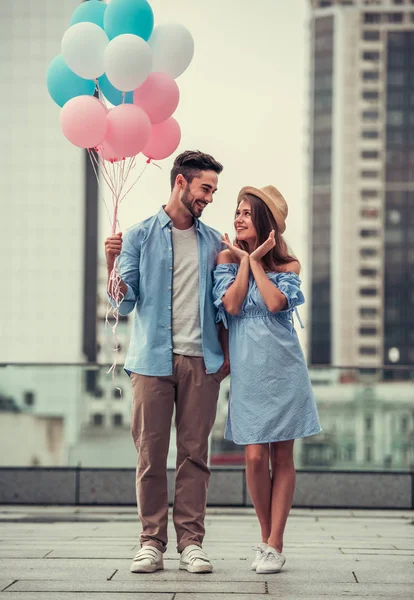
[168,326,172,330]
[168,306,171,310]
[168,286,172,290]
[168,248,172,252]
[169,266,173,270]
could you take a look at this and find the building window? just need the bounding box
[388,52,405,68]
[360,229,379,237]
[364,13,381,24]
[388,209,401,225]
[401,416,409,434]
[360,268,378,277]
[360,326,378,335]
[360,288,378,296]
[365,446,372,462]
[362,150,379,159]
[113,413,123,427]
[362,71,379,81]
[24,392,35,407]
[360,248,378,257]
[365,416,373,432]
[362,130,379,139]
[388,72,404,86]
[363,30,380,41]
[112,388,123,399]
[361,170,379,178]
[386,13,404,23]
[363,51,380,61]
[359,346,378,355]
[361,189,379,198]
[361,207,379,218]
[363,90,379,101]
[387,110,404,126]
[385,229,403,244]
[388,90,404,104]
[94,387,104,399]
[93,414,104,426]
[362,110,379,121]
[360,307,378,318]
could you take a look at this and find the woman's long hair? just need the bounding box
[235,193,298,272]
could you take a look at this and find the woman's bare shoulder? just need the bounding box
[217,250,239,265]
[277,260,301,274]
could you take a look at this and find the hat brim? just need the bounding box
[237,186,286,233]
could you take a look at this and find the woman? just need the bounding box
[213,185,321,574]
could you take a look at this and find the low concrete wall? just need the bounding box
[0,468,412,509]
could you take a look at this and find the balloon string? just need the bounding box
[87,149,112,224]
[119,160,148,204]
[86,147,148,396]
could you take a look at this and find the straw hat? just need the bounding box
[237,185,288,233]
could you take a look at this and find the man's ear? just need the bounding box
[176,174,186,189]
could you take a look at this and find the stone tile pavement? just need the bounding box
[0,506,413,599]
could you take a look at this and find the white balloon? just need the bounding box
[61,22,108,80]
[104,34,152,92]
[149,23,194,79]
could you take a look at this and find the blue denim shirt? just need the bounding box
[113,207,224,376]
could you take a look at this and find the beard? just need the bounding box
[181,186,203,219]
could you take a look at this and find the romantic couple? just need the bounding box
[105,150,321,576]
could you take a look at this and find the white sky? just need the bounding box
[101,0,312,347]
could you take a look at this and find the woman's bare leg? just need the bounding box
[245,443,271,542]
[267,440,296,553]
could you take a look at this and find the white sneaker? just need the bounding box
[256,546,286,574]
[130,546,164,573]
[179,544,213,573]
[251,542,267,570]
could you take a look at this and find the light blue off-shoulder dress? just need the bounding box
[213,264,321,445]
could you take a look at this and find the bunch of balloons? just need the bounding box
[46,0,194,162]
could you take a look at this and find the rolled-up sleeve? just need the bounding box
[212,263,238,328]
[108,226,142,316]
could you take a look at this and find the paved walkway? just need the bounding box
[0,506,413,599]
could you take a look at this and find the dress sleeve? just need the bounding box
[273,272,305,312]
[212,263,239,328]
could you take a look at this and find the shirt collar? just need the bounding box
[157,206,172,228]
[157,206,201,230]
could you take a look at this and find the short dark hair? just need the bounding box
[170,150,223,190]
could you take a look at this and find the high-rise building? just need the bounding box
[0,1,107,466]
[1,0,100,364]
[309,0,414,369]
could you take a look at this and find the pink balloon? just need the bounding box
[106,104,151,157]
[60,96,107,149]
[96,140,123,163]
[133,72,179,124]
[143,117,181,161]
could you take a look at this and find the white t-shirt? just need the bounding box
[171,225,203,357]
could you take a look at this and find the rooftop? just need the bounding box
[0,506,412,598]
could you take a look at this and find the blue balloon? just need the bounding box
[104,0,154,41]
[70,0,107,30]
[46,55,96,107]
[98,74,133,106]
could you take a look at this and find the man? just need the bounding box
[105,151,229,574]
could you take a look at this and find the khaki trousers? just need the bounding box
[130,355,221,553]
